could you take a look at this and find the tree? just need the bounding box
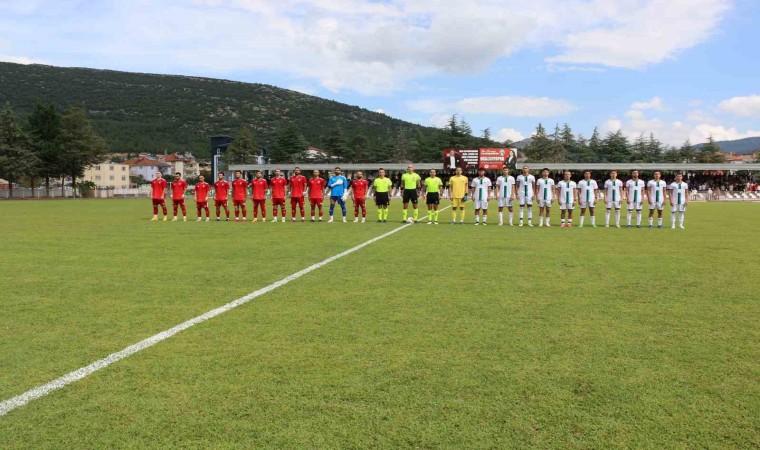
[481,128,491,141]
[560,123,579,162]
[0,103,38,198]
[524,123,553,161]
[324,127,352,161]
[697,135,726,163]
[631,133,648,163]
[270,123,307,163]
[225,126,259,164]
[583,127,603,163]
[25,100,62,196]
[601,130,631,163]
[58,107,107,195]
[678,139,696,163]
[645,133,663,163]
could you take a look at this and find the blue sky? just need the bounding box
[1,0,758,146]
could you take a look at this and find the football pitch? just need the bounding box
[0,199,758,448]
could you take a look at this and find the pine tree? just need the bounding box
[697,135,725,163]
[602,130,631,163]
[58,108,107,194]
[679,139,695,163]
[646,133,663,162]
[270,123,307,163]
[585,127,602,162]
[560,123,578,162]
[0,103,39,198]
[481,128,491,142]
[324,127,351,161]
[524,123,552,161]
[225,126,259,164]
[631,133,648,163]
[25,101,62,196]
[350,133,370,163]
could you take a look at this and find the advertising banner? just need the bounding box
[443,148,517,171]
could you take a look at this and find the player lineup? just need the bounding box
[149,165,691,229]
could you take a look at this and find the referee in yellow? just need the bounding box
[400,164,422,222]
[448,167,469,224]
[372,168,393,222]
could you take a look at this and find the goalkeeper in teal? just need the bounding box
[327,166,349,223]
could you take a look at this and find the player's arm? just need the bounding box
[667,185,674,206]
[684,185,689,206]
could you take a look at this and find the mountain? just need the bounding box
[0,62,477,160]
[694,136,760,154]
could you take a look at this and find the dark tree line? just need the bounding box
[0,101,106,196]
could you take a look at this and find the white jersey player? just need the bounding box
[495,168,516,226]
[668,173,689,229]
[470,169,492,225]
[536,168,555,227]
[516,166,535,227]
[625,170,646,228]
[647,171,667,228]
[577,171,598,227]
[556,171,577,228]
[604,170,623,228]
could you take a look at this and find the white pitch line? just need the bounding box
[0,206,449,418]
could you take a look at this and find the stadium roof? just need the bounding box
[229,163,760,172]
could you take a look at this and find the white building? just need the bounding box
[124,156,171,182]
[80,162,131,188]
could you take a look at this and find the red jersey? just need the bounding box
[289,175,307,198]
[270,177,287,199]
[151,178,167,199]
[214,180,230,201]
[194,182,211,202]
[170,180,187,200]
[351,179,369,199]
[251,178,268,200]
[308,177,325,199]
[232,179,249,201]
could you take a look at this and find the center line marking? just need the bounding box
[1,205,451,417]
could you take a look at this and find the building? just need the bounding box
[158,152,201,178]
[80,162,131,189]
[124,156,171,182]
[726,152,758,164]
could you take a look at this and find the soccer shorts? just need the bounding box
[426,193,440,205]
[606,200,622,209]
[649,201,664,211]
[671,204,687,213]
[497,198,513,208]
[233,199,246,207]
[354,197,366,207]
[580,201,595,209]
[309,198,324,207]
[473,200,489,210]
[272,198,286,207]
[196,201,208,209]
[451,197,464,208]
[152,198,166,206]
[214,199,228,207]
[627,201,643,210]
[252,199,265,208]
[518,195,533,206]
[560,202,574,210]
[172,199,185,206]
[538,199,552,208]
[402,189,418,203]
[291,196,305,207]
[374,192,389,206]
[330,195,343,202]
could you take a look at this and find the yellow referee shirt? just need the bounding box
[448,175,468,199]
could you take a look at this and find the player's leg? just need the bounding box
[679,206,686,229]
[180,200,187,220]
[560,207,566,227]
[589,207,596,227]
[328,198,336,222]
[615,205,621,227]
[627,204,633,227]
[482,202,488,225]
[412,200,419,221]
[433,202,439,223]
[196,203,202,221]
[291,198,297,221]
[215,201,221,220]
[579,206,586,227]
[204,203,210,220]
[657,206,664,228]
[474,206,481,224]
[172,200,179,220]
[360,199,366,222]
[648,205,655,227]
[545,206,551,226]
[508,206,514,225]
[353,199,360,222]
[567,207,574,227]
[518,199,525,226]
[498,205,504,225]
[636,206,642,227]
[527,200,533,225]
[241,200,247,221]
[223,201,229,219]
[402,201,409,221]
[670,205,677,228]
[538,205,545,226]
[299,198,305,220]
[605,203,611,227]
[152,200,159,220]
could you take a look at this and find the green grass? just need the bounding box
[0,199,758,448]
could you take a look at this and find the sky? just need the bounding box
[1,0,759,146]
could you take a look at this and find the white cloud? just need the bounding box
[409,96,576,117]
[0,0,735,94]
[631,97,664,111]
[718,95,760,117]
[691,124,760,142]
[287,84,317,96]
[494,128,526,142]
[374,109,386,115]
[0,54,46,64]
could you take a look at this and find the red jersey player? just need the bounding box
[250,170,269,222]
[307,169,326,222]
[150,171,168,221]
[193,175,211,221]
[214,172,230,221]
[170,172,188,221]
[349,171,369,223]
[269,169,288,222]
[231,170,249,221]
[289,167,307,222]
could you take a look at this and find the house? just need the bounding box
[80,162,131,189]
[726,152,756,164]
[124,156,171,181]
[304,146,339,162]
[158,152,201,178]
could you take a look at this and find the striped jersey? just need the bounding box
[557,180,577,204]
[626,179,645,203]
[517,174,535,198]
[578,179,598,203]
[647,179,667,204]
[495,175,515,199]
[604,179,623,202]
[470,177,492,201]
[669,182,689,205]
[536,177,555,201]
